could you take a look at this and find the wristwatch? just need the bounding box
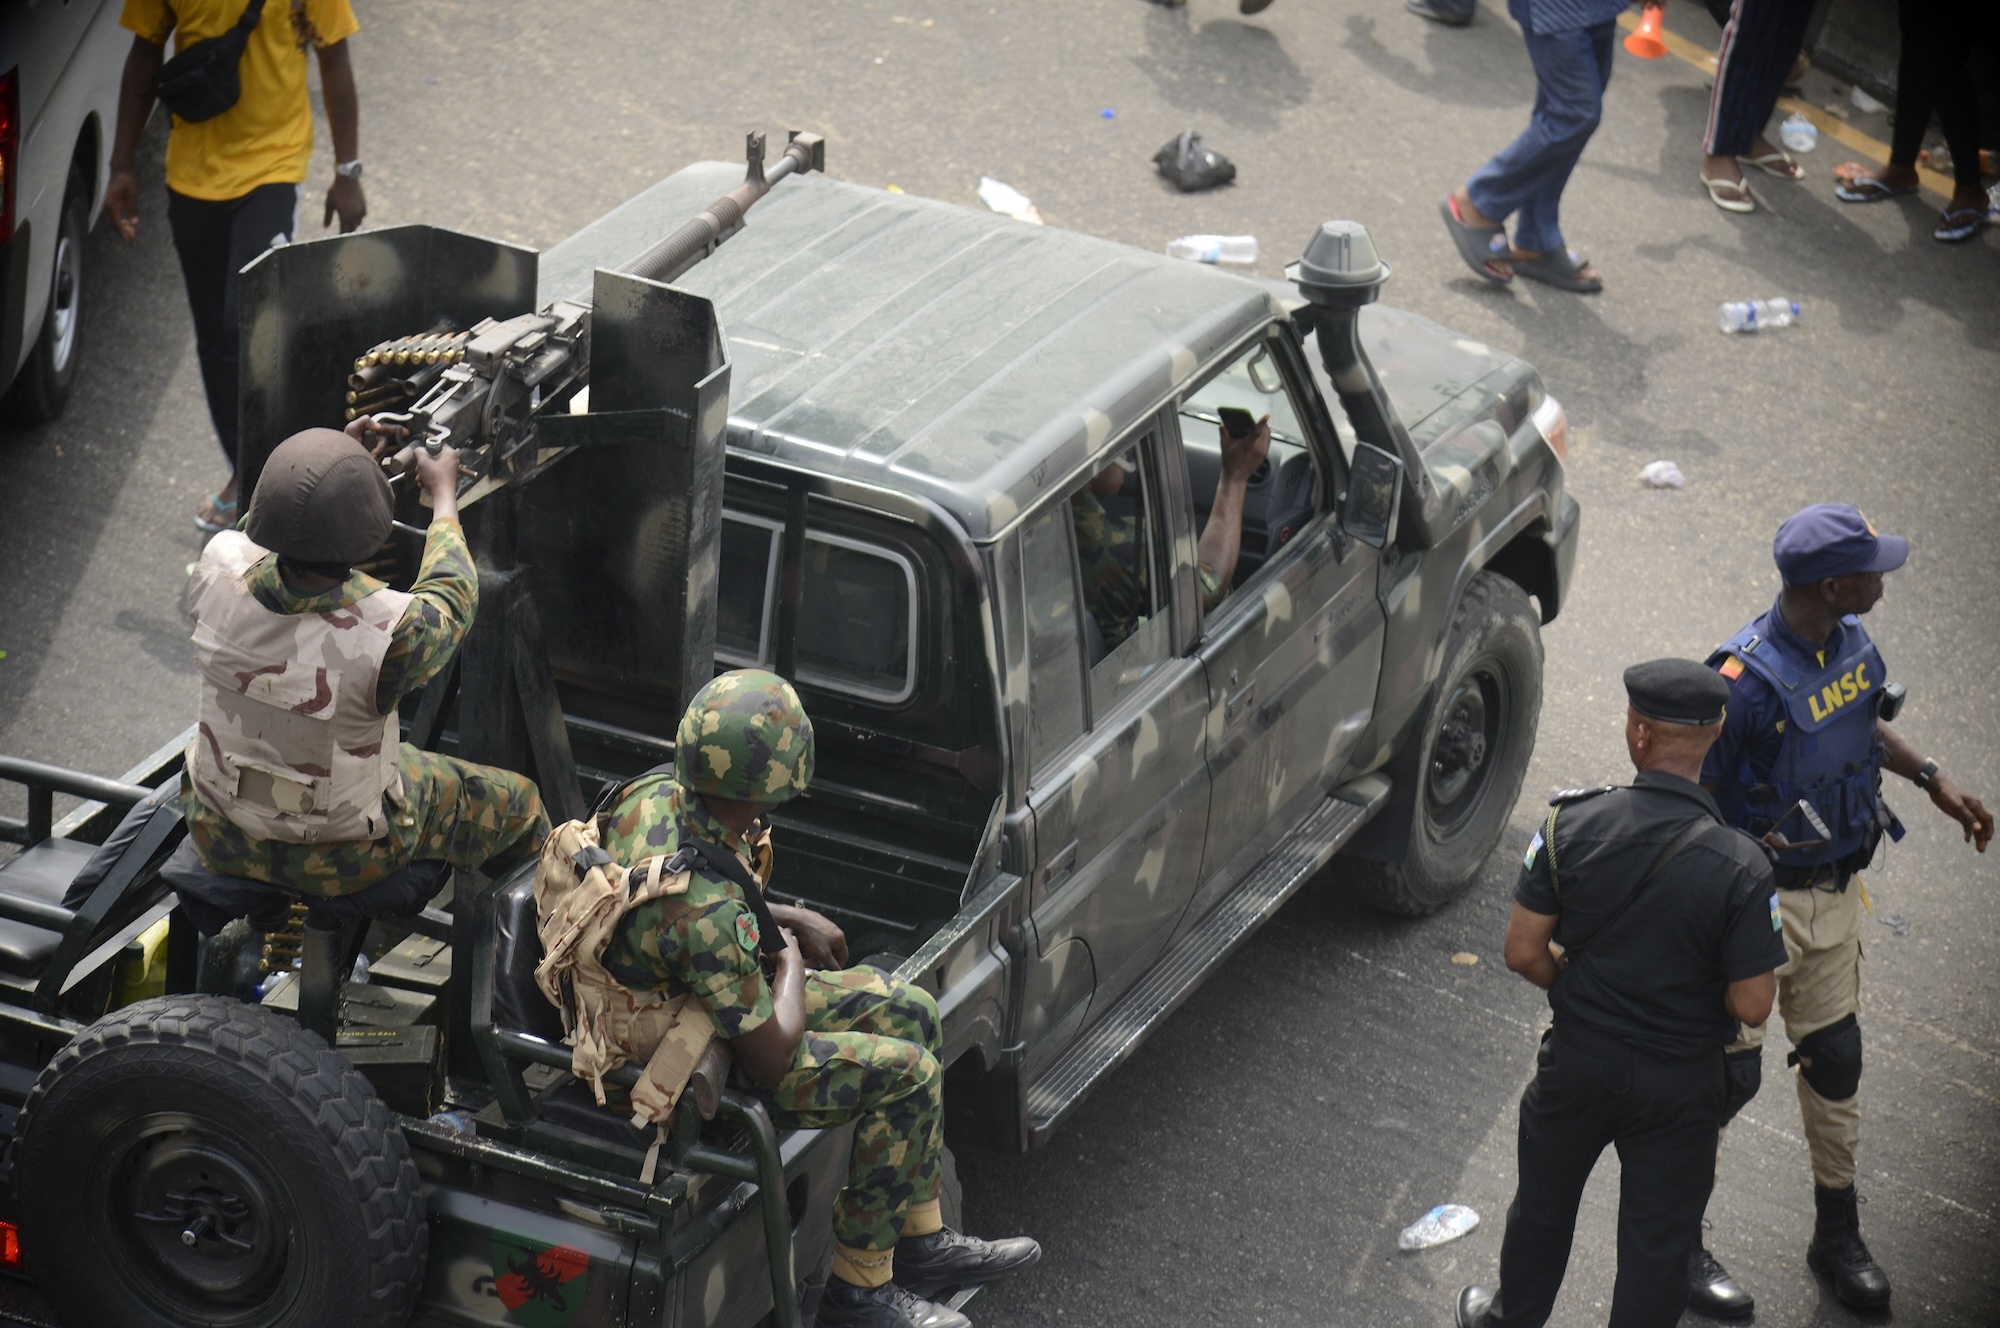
[335,160,364,181]
[1914,758,1940,790]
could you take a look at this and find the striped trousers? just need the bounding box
[1703,0,1817,158]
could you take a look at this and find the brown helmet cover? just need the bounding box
[244,428,393,564]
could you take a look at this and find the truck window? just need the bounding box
[1021,504,1087,772]
[1067,438,1171,718]
[796,533,918,704]
[715,514,918,705]
[1178,338,1328,601]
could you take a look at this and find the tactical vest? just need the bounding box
[531,817,716,1126]
[1708,612,1887,869]
[185,532,411,844]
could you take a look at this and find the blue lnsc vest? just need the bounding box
[1707,612,1889,869]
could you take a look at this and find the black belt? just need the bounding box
[1551,1018,1721,1067]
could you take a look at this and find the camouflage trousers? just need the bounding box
[184,744,549,898]
[758,967,944,1251]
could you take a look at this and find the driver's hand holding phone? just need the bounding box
[1216,406,1272,481]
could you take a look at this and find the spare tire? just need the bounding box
[14,995,427,1328]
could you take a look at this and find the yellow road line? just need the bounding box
[1614,9,1953,202]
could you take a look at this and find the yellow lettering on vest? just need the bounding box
[1820,683,1845,718]
[1808,692,1828,723]
[1854,662,1869,692]
[1839,672,1858,704]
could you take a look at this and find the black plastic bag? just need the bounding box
[1153,130,1237,192]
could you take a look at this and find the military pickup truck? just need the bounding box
[0,137,1578,1328]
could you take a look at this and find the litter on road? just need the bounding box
[1400,1204,1481,1250]
[1639,461,1685,489]
[978,176,1044,224]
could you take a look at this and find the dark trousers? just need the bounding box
[1889,0,1999,191]
[166,183,299,469]
[1488,1025,1724,1328]
[1464,3,1615,256]
[1703,0,1818,157]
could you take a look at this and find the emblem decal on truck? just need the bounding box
[491,1237,591,1325]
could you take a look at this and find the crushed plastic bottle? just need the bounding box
[351,953,372,984]
[1399,1203,1481,1250]
[1166,234,1259,264]
[1717,298,1799,334]
[427,1109,478,1135]
[1779,113,1817,153]
[1848,85,1885,114]
[1639,460,1685,489]
[977,177,1044,225]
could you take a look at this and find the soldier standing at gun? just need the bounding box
[1685,505,1992,1316]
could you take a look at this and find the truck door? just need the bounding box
[1175,327,1386,932]
[1014,418,1212,1061]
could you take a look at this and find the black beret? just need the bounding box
[1623,658,1730,726]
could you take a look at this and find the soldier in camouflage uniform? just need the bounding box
[180,421,548,908]
[600,670,1039,1328]
[1069,417,1270,652]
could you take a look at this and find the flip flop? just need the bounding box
[1834,172,1918,203]
[194,493,239,536]
[1739,149,1802,180]
[1510,248,1602,293]
[1439,194,1511,284]
[1702,174,1756,213]
[1933,207,1987,243]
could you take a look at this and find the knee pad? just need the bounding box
[1789,1013,1862,1102]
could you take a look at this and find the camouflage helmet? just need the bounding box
[245,427,393,564]
[675,670,815,805]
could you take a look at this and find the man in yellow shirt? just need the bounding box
[105,0,368,534]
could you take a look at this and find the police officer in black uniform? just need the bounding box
[1456,660,1788,1328]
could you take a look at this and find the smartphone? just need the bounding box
[1217,406,1256,440]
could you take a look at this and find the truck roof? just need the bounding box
[540,162,1283,542]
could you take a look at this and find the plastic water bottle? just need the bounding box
[1398,1203,1481,1250]
[427,1109,478,1135]
[1166,234,1259,264]
[1717,298,1799,334]
[1779,113,1817,153]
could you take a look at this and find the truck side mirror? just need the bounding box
[1342,442,1404,549]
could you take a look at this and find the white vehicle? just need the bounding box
[1,0,125,422]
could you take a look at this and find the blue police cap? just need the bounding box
[1773,504,1908,585]
[1623,659,1730,726]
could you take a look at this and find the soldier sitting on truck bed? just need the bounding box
[178,421,549,915]
[598,670,1041,1328]
[1071,415,1271,652]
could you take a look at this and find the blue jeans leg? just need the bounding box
[1465,19,1615,256]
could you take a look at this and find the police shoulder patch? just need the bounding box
[1549,785,1619,806]
[734,911,760,953]
[1769,891,1782,932]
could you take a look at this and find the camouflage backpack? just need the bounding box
[530,817,716,1134]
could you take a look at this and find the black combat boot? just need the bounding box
[1686,1246,1755,1319]
[1455,1285,1495,1327]
[816,1279,969,1328]
[1806,1183,1891,1310]
[894,1227,1042,1299]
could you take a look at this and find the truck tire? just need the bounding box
[2,166,88,423]
[1354,571,1542,916]
[14,995,427,1328]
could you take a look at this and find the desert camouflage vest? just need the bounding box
[532,817,715,1126]
[185,531,411,845]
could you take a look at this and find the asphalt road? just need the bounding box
[1,1,1995,1325]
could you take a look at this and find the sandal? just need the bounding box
[194,493,239,536]
[1510,248,1603,293]
[1439,194,1512,284]
[1934,207,1987,243]
[1739,149,1802,180]
[1701,173,1756,213]
[1833,170,1918,203]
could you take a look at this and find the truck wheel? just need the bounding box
[1354,571,1542,916]
[14,995,427,1328]
[3,167,88,423]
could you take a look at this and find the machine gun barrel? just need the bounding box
[624,130,824,285]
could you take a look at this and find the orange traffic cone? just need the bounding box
[1624,4,1667,58]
